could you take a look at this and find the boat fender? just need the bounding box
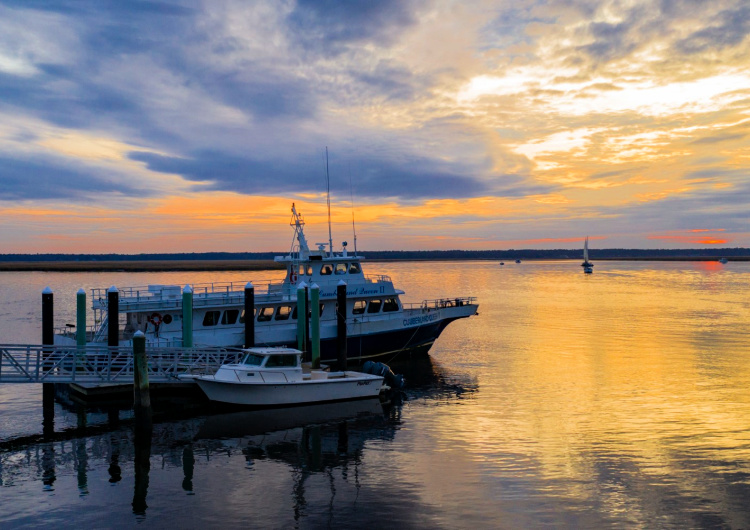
[362,361,405,390]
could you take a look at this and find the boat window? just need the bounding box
[239,308,257,324]
[292,306,298,319]
[257,307,274,322]
[383,298,399,312]
[275,306,292,320]
[242,353,264,366]
[320,264,333,275]
[305,264,313,276]
[352,300,366,315]
[202,311,221,327]
[222,309,239,325]
[265,354,298,368]
[297,264,306,275]
[335,263,347,275]
[367,300,382,313]
[348,262,361,274]
[307,303,325,318]
[163,314,173,325]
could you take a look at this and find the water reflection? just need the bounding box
[2,262,750,527]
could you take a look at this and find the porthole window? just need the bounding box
[163,314,173,325]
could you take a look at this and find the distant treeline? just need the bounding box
[1,248,749,262]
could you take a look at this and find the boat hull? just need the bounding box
[192,373,384,406]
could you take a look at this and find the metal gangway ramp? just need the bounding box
[0,344,243,384]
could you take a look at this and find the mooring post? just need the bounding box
[132,331,151,411]
[182,285,193,348]
[311,283,321,369]
[296,282,307,353]
[336,280,347,371]
[42,286,55,437]
[244,282,255,348]
[107,286,119,347]
[76,288,87,348]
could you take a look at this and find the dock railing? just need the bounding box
[0,344,243,384]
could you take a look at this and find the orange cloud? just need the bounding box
[648,235,730,245]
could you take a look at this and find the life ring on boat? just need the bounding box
[147,312,163,326]
[289,271,298,283]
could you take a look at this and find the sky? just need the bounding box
[0,0,748,253]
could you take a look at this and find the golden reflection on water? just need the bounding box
[2,261,750,526]
[372,260,750,525]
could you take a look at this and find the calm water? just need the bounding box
[2,261,750,528]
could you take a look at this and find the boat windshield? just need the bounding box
[242,353,265,366]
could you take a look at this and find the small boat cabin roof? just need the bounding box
[242,347,301,356]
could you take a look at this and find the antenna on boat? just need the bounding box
[348,162,358,256]
[325,147,333,258]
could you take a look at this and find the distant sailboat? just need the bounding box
[582,237,594,274]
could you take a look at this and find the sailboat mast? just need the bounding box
[349,163,358,256]
[326,147,333,258]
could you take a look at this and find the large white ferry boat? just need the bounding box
[56,204,478,363]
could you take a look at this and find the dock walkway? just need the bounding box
[0,344,241,384]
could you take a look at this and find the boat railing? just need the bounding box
[402,297,477,312]
[91,279,288,310]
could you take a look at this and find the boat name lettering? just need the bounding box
[320,286,387,298]
[357,380,371,386]
[403,313,439,326]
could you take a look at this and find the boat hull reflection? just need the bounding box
[196,398,386,439]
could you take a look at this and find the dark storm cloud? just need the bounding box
[285,0,425,55]
[0,156,146,201]
[129,150,496,200]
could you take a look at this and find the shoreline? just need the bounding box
[0,256,747,272]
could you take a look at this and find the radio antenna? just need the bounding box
[348,162,358,256]
[326,147,333,258]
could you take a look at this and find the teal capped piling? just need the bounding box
[311,283,321,369]
[182,285,193,348]
[296,282,308,353]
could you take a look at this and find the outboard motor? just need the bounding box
[362,361,405,390]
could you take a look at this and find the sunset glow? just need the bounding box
[0,1,748,252]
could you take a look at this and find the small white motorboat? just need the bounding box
[181,347,384,406]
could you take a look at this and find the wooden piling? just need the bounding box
[107,286,119,347]
[42,286,54,436]
[76,288,86,348]
[336,280,347,371]
[296,282,307,353]
[182,285,193,348]
[132,331,151,410]
[244,282,255,348]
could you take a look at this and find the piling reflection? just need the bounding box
[132,410,153,516]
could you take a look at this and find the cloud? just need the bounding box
[0,154,147,201]
[285,0,425,55]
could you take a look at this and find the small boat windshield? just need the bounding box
[265,354,299,368]
[242,353,265,366]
